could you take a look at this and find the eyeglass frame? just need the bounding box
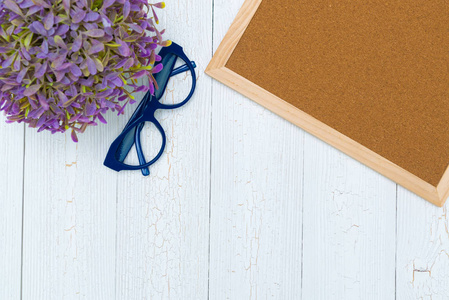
[104,42,197,175]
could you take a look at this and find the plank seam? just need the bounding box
[394,184,398,300]
[300,132,305,300]
[207,1,215,299]
[114,154,119,300]
[19,124,25,300]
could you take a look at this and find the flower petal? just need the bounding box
[4,0,24,17]
[86,101,96,115]
[86,56,97,75]
[51,54,66,69]
[88,43,104,55]
[43,12,54,30]
[85,29,105,38]
[131,70,148,79]
[93,58,104,72]
[24,84,42,97]
[71,34,83,52]
[116,38,130,57]
[17,67,29,83]
[84,12,99,22]
[123,1,130,20]
[70,64,82,77]
[35,61,47,78]
[123,57,134,69]
[71,130,78,142]
[54,35,67,49]
[71,9,86,23]
[62,0,70,13]
[57,90,68,105]
[2,55,15,68]
[31,0,51,8]
[152,63,163,74]
[55,24,70,36]
[31,21,47,36]
[97,113,107,124]
[102,0,115,10]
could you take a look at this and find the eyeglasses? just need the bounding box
[104,42,197,176]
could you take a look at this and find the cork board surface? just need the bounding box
[226,0,449,186]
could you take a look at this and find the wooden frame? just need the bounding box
[205,0,449,207]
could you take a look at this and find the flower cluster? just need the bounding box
[0,0,169,142]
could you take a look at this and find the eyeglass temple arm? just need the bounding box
[170,61,196,77]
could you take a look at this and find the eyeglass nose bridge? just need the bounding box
[170,61,196,77]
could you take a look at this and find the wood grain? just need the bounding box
[114,1,212,298]
[302,134,397,299]
[0,119,24,300]
[209,0,304,298]
[21,116,118,299]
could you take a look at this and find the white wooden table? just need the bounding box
[1,1,449,299]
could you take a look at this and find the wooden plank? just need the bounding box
[113,1,212,298]
[0,119,24,300]
[21,119,118,299]
[396,188,449,298]
[302,134,397,299]
[209,0,304,298]
[206,0,448,206]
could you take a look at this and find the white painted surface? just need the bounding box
[0,122,23,300]
[302,134,397,299]
[21,112,118,299]
[396,189,449,300]
[1,0,449,299]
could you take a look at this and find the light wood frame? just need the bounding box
[206,0,449,207]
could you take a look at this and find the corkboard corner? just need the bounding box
[207,0,449,207]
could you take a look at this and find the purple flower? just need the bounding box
[0,0,168,142]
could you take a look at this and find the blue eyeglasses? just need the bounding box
[104,42,197,176]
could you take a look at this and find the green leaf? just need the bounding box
[105,43,121,48]
[54,35,66,49]
[102,49,110,66]
[11,19,23,27]
[138,66,154,71]
[24,32,33,49]
[93,57,103,72]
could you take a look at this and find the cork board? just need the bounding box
[206,0,449,206]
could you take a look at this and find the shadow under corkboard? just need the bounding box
[206,0,449,206]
